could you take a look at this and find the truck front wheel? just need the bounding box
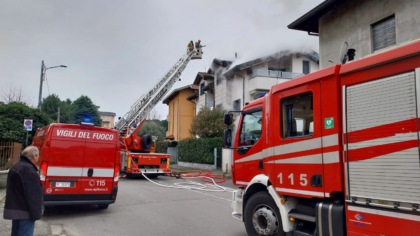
[244,191,284,236]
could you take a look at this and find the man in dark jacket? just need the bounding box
[3,146,43,236]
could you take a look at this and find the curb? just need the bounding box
[0,188,6,203]
[0,170,7,203]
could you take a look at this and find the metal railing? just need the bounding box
[251,69,304,79]
[0,142,22,170]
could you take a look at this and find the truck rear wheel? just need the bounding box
[244,191,284,236]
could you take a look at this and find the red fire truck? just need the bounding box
[224,40,420,235]
[32,123,121,209]
[115,41,204,177]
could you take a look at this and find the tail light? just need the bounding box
[39,161,48,184]
[113,164,120,183]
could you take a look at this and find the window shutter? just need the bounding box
[372,16,396,51]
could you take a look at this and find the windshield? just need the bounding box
[238,110,262,147]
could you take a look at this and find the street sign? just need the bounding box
[24,119,33,131]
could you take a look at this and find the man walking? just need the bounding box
[3,146,43,236]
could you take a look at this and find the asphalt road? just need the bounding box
[1,175,247,236]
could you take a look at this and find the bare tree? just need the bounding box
[146,108,162,120]
[1,86,31,105]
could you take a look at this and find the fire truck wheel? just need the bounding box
[244,191,284,236]
[98,204,109,210]
[141,135,153,150]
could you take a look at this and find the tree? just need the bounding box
[0,102,51,145]
[1,86,31,105]
[41,94,61,122]
[72,95,102,126]
[59,98,74,124]
[41,95,74,123]
[138,120,166,141]
[190,107,225,138]
[159,119,168,131]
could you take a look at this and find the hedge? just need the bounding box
[177,137,223,165]
[155,141,168,153]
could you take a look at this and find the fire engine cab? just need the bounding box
[32,122,121,209]
[224,40,420,235]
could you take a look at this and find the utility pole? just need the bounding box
[38,60,45,109]
[57,106,60,123]
[37,60,67,109]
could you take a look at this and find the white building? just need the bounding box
[189,51,319,113]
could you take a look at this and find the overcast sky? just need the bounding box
[0,0,323,120]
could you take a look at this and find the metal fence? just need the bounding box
[0,142,22,170]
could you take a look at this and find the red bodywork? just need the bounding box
[232,41,420,235]
[32,123,121,206]
[119,121,170,176]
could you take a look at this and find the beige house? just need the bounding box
[99,111,116,129]
[162,85,197,141]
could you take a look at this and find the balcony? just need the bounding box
[250,69,303,79]
[247,69,304,95]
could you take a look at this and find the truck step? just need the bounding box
[288,212,316,222]
[292,229,315,236]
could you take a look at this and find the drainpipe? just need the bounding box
[236,74,245,107]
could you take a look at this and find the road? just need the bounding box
[1,175,247,236]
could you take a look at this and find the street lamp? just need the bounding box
[38,60,67,109]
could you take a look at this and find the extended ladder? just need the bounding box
[115,47,202,137]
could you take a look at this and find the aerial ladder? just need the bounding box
[115,40,204,177]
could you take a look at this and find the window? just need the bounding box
[281,93,313,138]
[372,15,396,51]
[233,99,241,111]
[302,60,310,74]
[200,83,205,96]
[238,110,262,146]
[216,71,222,85]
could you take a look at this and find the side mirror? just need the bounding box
[224,113,233,125]
[223,129,232,148]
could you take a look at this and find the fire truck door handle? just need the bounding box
[87,168,93,177]
[237,146,250,155]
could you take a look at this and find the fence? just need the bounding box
[0,142,22,170]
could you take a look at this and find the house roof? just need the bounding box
[99,111,116,116]
[186,91,199,101]
[162,85,197,104]
[193,72,214,85]
[224,50,319,77]
[287,0,344,35]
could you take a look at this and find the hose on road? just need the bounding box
[142,171,227,192]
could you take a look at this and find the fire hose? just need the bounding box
[142,170,227,192]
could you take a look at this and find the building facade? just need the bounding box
[190,51,319,113]
[289,0,420,68]
[163,85,197,141]
[99,111,116,129]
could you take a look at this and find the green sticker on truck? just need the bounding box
[324,117,334,129]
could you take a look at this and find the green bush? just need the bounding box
[177,137,223,166]
[155,140,168,153]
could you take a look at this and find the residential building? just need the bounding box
[99,111,116,129]
[190,51,319,113]
[288,0,420,68]
[162,85,197,141]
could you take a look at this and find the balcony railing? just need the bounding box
[251,69,303,79]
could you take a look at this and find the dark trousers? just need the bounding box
[11,219,35,236]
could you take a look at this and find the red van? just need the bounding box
[32,123,121,209]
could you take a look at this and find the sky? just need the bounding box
[0,0,323,120]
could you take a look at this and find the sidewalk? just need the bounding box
[0,188,56,236]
